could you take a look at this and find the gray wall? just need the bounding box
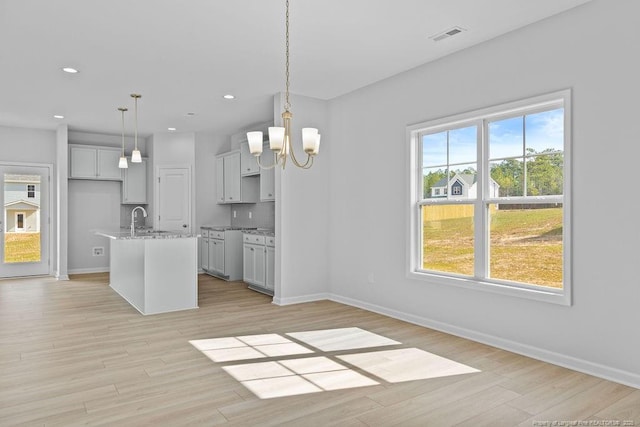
[321,0,639,386]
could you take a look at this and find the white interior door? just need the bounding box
[0,164,51,278]
[156,167,191,232]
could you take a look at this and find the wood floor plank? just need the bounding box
[0,273,636,426]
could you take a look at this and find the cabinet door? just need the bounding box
[215,156,225,204]
[260,146,275,201]
[243,244,256,284]
[97,148,122,180]
[223,152,241,203]
[240,141,260,176]
[209,239,225,274]
[201,237,209,271]
[260,164,275,201]
[266,245,275,290]
[122,158,147,204]
[254,245,266,288]
[70,146,97,178]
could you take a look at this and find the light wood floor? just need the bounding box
[0,273,638,426]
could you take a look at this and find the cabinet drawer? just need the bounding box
[266,236,275,247]
[210,230,225,239]
[244,234,265,245]
[201,229,209,238]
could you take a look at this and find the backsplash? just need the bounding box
[230,202,275,229]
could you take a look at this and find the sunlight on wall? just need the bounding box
[189,327,480,399]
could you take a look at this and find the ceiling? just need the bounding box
[0,0,592,139]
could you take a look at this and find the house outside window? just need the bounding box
[408,90,571,305]
[27,184,35,198]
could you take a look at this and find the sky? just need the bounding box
[422,108,564,170]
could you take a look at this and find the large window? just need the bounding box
[408,90,571,305]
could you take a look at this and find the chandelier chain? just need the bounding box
[284,0,291,111]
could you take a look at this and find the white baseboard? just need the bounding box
[329,293,640,390]
[272,292,329,306]
[68,267,109,275]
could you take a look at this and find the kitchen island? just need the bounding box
[96,230,199,315]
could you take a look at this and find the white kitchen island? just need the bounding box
[96,230,199,315]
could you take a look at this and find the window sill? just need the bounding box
[408,270,571,306]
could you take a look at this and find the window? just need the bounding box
[27,184,35,198]
[408,90,571,305]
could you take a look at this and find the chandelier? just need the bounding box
[246,0,320,169]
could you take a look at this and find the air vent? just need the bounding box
[430,26,466,42]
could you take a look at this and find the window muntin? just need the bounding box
[410,91,570,304]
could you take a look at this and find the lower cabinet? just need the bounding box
[243,233,275,295]
[200,228,243,281]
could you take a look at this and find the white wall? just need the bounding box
[325,0,640,387]
[0,126,56,163]
[274,92,331,304]
[68,180,121,273]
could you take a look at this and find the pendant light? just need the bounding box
[246,0,320,170]
[130,93,142,163]
[118,107,128,169]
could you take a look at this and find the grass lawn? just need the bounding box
[4,233,41,263]
[423,207,563,288]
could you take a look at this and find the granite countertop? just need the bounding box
[201,225,258,231]
[243,229,275,237]
[95,230,201,240]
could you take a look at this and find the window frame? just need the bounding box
[407,90,572,305]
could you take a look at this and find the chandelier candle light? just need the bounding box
[247,0,320,169]
[130,93,142,163]
[118,107,128,169]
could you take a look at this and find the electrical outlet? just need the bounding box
[233,210,237,218]
[249,211,252,219]
[92,247,104,256]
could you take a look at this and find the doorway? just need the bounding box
[0,164,51,278]
[155,166,191,233]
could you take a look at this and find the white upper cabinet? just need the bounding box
[240,141,260,176]
[260,147,275,201]
[69,144,122,180]
[121,158,147,204]
[216,151,259,204]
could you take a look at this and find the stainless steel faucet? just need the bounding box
[131,206,148,237]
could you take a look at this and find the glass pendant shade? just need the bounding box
[118,156,128,169]
[302,128,320,154]
[131,149,142,163]
[247,131,264,155]
[268,127,285,151]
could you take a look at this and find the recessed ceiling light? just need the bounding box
[223,94,235,100]
[168,127,176,131]
[61,67,79,74]
[53,115,65,119]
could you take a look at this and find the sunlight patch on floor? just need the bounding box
[287,327,400,351]
[190,328,480,399]
[338,347,481,383]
